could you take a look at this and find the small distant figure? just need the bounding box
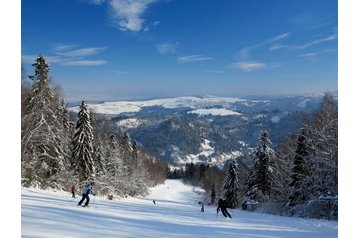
[78,182,96,207]
[201,204,204,212]
[153,199,156,205]
[108,194,113,200]
[71,185,76,198]
[217,198,232,219]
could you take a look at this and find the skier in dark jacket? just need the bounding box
[78,182,96,207]
[217,198,232,218]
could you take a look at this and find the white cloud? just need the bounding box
[269,32,290,43]
[60,60,107,66]
[177,55,214,63]
[109,0,157,32]
[229,61,266,72]
[269,33,337,51]
[228,61,281,72]
[21,55,66,64]
[237,32,290,59]
[157,42,177,54]
[52,44,77,52]
[298,53,316,58]
[56,47,107,57]
[23,44,109,67]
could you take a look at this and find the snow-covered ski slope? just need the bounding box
[22,180,337,238]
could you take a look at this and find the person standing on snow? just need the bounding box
[71,185,77,198]
[78,182,96,207]
[217,198,232,218]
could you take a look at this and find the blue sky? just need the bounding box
[21,0,338,101]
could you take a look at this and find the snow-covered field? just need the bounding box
[22,180,338,238]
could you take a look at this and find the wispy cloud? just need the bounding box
[21,55,67,64]
[228,61,281,72]
[177,55,214,63]
[86,0,106,5]
[157,42,178,54]
[268,33,290,43]
[56,47,107,57]
[269,33,337,51]
[109,0,157,32]
[298,52,316,59]
[86,0,167,32]
[22,44,108,67]
[60,60,107,66]
[238,32,290,59]
[52,44,77,52]
[229,61,266,72]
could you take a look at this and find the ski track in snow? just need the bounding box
[22,180,337,238]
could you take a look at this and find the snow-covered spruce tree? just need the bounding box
[287,128,311,206]
[21,55,66,189]
[60,100,74,167]
[128,141,149,196]
[245,131,281,202]
[302,93,338,198]
[222,160,241,208]
[119,132,134,178]
[72,100,95,183]
[101,134,127,196]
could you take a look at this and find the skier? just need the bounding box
[153,199,156,205]
[217,198,232,218]
[201,203,204,212]
[78,182,96,207]
[71,185,77,198]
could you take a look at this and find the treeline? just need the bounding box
[175,93,338,220]
[21,55,167,197]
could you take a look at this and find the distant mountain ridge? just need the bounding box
[68,93,331,167]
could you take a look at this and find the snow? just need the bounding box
[188,108,242,116]
[186,139,215,163]
[296,98,311,108]
[22,179,338,238]
[271,115,281,123]
[116,118,146,129]
[68,96,258,115]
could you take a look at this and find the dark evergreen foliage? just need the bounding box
[245,131,281,201]
[222,160,241,208]
[287,129,310,206]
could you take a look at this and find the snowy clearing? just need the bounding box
[22,180,337,238]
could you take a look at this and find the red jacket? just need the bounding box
[71,186,76,193]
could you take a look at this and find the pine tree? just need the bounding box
[72,100,95,183]
[222,160,241,208]
[21,55,65,188]
[245,131,280,202]
[287,128,311,206]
